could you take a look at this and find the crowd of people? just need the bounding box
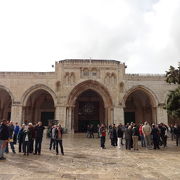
[0,119,65,161]
[98,122,180,150]
[0,120,47,160]
[1,119,180,161]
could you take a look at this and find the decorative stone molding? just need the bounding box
[80,67,100,79]
[56,81,61,92]
[64,72,75,85]
[104,73,117,86]
[119,82,124,93]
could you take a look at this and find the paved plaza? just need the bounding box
[0,134,180,180]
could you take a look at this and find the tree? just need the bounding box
[165,88,180,119]
[165,65,180,84]
[164,64,180,120]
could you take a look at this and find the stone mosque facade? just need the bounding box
[0,59,177,132]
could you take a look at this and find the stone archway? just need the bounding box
[123,86,158,125]
[22,85,56,125]
[0,86,13,121]
[66,80,113,132]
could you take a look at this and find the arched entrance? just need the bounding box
[123,86,157,125]
[0,87,12,121]
[74,89,105,132]
[23,89,55,126]
[67,80,113,132]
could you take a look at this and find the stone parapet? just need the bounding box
[125,73,165,81]
[0,72,55,78]
[57,59,122,65]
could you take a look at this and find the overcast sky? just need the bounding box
[0,0,179,73]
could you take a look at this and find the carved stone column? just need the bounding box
[157,104,168,124]
[114,106,124,125]
[55,105,66,127]
[11,103,23,125]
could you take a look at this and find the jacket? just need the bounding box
[0,124,9,140]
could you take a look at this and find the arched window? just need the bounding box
[83,68,89,76]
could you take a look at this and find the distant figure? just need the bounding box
[117,124,123,149]
[86,125,90,138]
[132,124,139,150]
[13,122,20,144]
[139,124,145,147]
[0,119,9,160]
[89,124,94,138]
[18,124,25,153]
[174,125,180,146]
[55,124,64,155]
[142,122,152,149]
[125,125,132,150]
[99,124,106,149]
[34,122,45,155]
[49,125,56,150]
[151,124,160,150]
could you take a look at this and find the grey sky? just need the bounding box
[0,0,179,73]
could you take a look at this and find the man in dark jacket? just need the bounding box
[54,124,64,155]
[151,124,160,150]
[0,119,9,160]
[125,125,132,150]
[18,124,25,153]
[132,124,139,150]
[174,125,180,146]
[34,121,44,155]
[6,121,16,153]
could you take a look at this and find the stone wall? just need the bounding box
[0,59,178,129]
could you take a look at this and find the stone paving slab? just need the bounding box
[0,134,180,180]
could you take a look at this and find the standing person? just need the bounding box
[132,124,139,150]
[34,121,45,155]
[28,123,35,153]
[139,124,145,147]
[49,125,56,150]
[125,125,132,150]
[142,122,152,149]
[99,124,106,149]
[18,124,25,153]
[23,125,30,156]
[117,124,123,149]
[86,125,90,138]
[55,124,64,155]
[6,121,16,154]
[159,123,168,148]
[151,124,160,150]
[13,122,20,144]
[174,124,180,146]
[112,124,117,146]
[89,124,94,138]
[108,125,113,146]
[97,124,100,138]
[170,124,175,141]
[0,120,9,160]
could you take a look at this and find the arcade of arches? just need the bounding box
[0,84,172,132]
[22,89,55,126]
[124,89,157,125]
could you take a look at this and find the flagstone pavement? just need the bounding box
[0,134,180,180]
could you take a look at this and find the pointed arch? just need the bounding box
[0,85,14,103]
[21,84,57,106]
[67,80,113,108]
[123,85,159,107]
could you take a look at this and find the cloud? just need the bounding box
[0,0,179,73]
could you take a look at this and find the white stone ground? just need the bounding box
[0,134,180,180]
